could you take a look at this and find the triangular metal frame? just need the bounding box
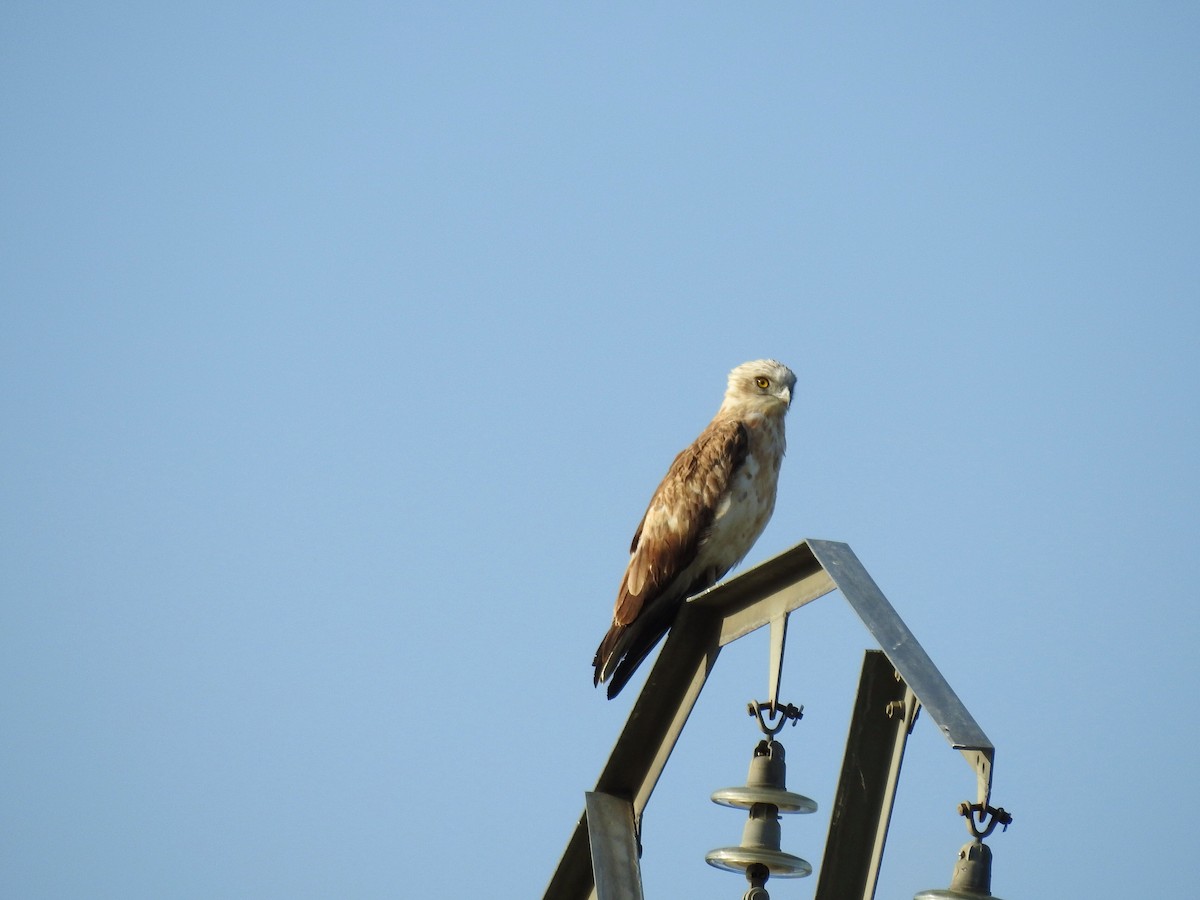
[543,539,995,900]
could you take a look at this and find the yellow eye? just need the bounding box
[755,376,770,389]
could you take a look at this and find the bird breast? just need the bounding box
[698,419,784,573]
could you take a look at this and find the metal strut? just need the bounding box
[748,612,803,736]
[766,612,788,712]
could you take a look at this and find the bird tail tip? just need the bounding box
[592,624,625,692]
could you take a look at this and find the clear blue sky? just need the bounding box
[3,3,1197,898]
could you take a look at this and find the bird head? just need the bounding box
[722,359,796,415]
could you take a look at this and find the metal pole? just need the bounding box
[586,792,645,900]
[814,650,917,900]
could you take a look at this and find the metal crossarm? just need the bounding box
[544,539,995,900]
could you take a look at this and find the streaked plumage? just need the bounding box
[593,359,796,698]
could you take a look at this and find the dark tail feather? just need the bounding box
[592,624,626,686]
[602,625,671,698]
[593,598,681,698]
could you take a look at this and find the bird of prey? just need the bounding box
[593,359,796,699]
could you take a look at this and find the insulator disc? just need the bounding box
[710,785,817,813]
[705,845,813,878]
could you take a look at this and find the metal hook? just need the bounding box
[956,801,1013,838]
[747,700,803,736]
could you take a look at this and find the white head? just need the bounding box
[721,359,796,415]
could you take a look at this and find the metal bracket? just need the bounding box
[766,612,788,711]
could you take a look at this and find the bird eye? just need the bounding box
[755,376,770,389]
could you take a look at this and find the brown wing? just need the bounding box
[612,416,748,626]
[591,416,748,693]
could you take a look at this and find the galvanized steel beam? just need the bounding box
[814,650,917,900]
[805,540,994,807]
[585,792,644,900]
